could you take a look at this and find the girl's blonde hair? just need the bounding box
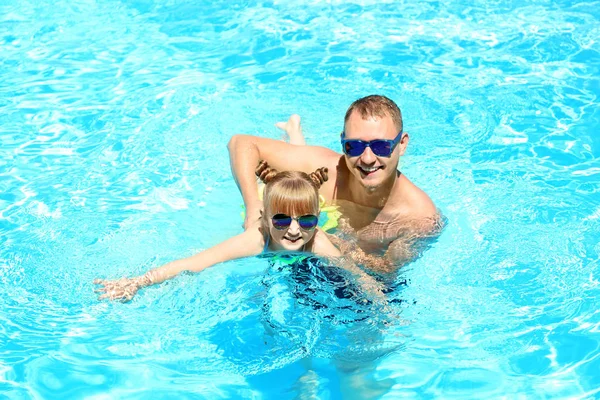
[255,160,328,226]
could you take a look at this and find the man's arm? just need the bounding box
[383,214,444,265]
[326,231,396,274]
[334,211,443,269]
[313,230,388,305]
[227,134,338,228]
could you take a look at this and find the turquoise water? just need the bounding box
[2,0,600,398]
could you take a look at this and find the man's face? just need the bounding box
[342,111,407,191]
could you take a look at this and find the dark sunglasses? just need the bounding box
[341,130,403,157]
[271,214,319,230]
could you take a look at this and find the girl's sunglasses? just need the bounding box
[341,130,403,157]
[271,214,319,230]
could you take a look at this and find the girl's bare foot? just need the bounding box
[276,114,305,145]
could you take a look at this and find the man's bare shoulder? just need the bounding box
[389,173,437,219]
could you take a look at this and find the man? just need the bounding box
[228,95,440,267]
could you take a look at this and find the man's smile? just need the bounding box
[357,165,383,176]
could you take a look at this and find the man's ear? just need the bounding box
[398,132,409,156]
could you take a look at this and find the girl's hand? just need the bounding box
[94,277,142,302]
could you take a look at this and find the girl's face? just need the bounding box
[268,212,319,251]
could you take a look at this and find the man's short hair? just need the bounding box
[344,95,403,131]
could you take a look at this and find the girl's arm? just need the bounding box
[95,227,265,301]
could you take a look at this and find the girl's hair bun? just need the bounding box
[255,160,278,183]
[308,167,328,188]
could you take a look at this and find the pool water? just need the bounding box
[1,0,599,398]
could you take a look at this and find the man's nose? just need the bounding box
[360,146,377,163]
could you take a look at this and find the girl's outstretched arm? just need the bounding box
[95,227,265,301]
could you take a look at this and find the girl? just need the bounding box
[95,161,379,302]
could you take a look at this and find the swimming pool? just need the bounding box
[1,0,599,397]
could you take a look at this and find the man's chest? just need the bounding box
[334,199,380,230]
[329,201,402,250]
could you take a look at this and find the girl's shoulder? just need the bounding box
[240,224,268,254]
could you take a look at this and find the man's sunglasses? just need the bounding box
[271,214,319,230]
[341,130,403,157]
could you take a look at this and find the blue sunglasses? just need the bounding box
[341,130,403,157]
[271,213,319,230]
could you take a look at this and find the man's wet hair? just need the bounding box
[344,95,403,131]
